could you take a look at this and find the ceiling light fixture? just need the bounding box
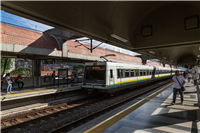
[111,34,128,43]
[148,51,155,54]
[198,55,200,57]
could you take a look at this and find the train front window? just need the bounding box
[85,66,105,81]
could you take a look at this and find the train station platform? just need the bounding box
[1,83,82,102]
[84,82,200,133]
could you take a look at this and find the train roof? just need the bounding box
[85,62,172,70]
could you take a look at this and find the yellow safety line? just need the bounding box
[117,74,171,84]
[83,83,173,133]
[1,85,79,97]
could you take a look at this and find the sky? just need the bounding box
[1,10,53,32]
[73,37,141,56]
[1,10,142,57]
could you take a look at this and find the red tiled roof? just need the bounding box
[67,40,142,63]
[1,23,59,50]
[1,23,166,67]
[146,60,163,67]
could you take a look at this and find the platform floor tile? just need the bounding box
[102,82,199,133]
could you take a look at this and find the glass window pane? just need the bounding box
[125,71,129,77]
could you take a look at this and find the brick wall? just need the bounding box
[1,23,59,50]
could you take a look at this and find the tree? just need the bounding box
[1,58,13,76]
[10,67,32,77]
[73,64,84,70]
[72,64,85,75]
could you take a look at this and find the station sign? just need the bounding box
[41,59,55,64]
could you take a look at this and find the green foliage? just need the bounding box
[73,64,84,70]
[78,70,84,75]
[10,67,32,77]
[1,58,13,75]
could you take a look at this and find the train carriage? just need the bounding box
[82,62,178,94]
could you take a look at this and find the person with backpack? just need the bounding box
[171,70,185,105]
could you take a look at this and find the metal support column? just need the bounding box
[90,39,92,53]
[32,60,34,88]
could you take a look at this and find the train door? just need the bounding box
[152,67,156,78]
[109,69,114,86]
[135,69,139,82]
[117,67,122,86]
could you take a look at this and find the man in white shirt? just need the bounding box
[171,70,185,105]
[187,72,192,83]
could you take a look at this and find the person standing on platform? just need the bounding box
[1,75,4,92]
[6,73,13,94]
[171,70,185,105]
[52,71,56,85]
[16,74,24,89]
[183,72,186,79]
[193,72,199,86]
[74,72,77,84]
[71,72,75,86]
[187,72,192,83]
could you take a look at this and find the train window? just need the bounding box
[130,71,134,77]
[125,70,130,77]
[110,69,113,78]
[85,66,106,80]
[117,69,122,78]
[122,69,125,78]
[140,70,143,76]
[117,69,120,78]
[135,70,139,76]
[143,71,146,76]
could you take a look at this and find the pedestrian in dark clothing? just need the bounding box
[1,75,4,91]
[52,71,56,85]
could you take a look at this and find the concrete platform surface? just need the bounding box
[100,82,200,133]
[1,83,82,102]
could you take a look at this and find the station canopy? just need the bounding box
[2,1,200,66]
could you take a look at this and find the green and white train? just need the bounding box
[82,62,183,94]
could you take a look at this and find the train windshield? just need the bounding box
[85,66,106,82]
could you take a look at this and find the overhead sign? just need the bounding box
[42,59,55,64]
[58,69,68,78]
[92,67,100,69]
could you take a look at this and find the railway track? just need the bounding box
[1,79,171,133]
[1,96,101,132]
